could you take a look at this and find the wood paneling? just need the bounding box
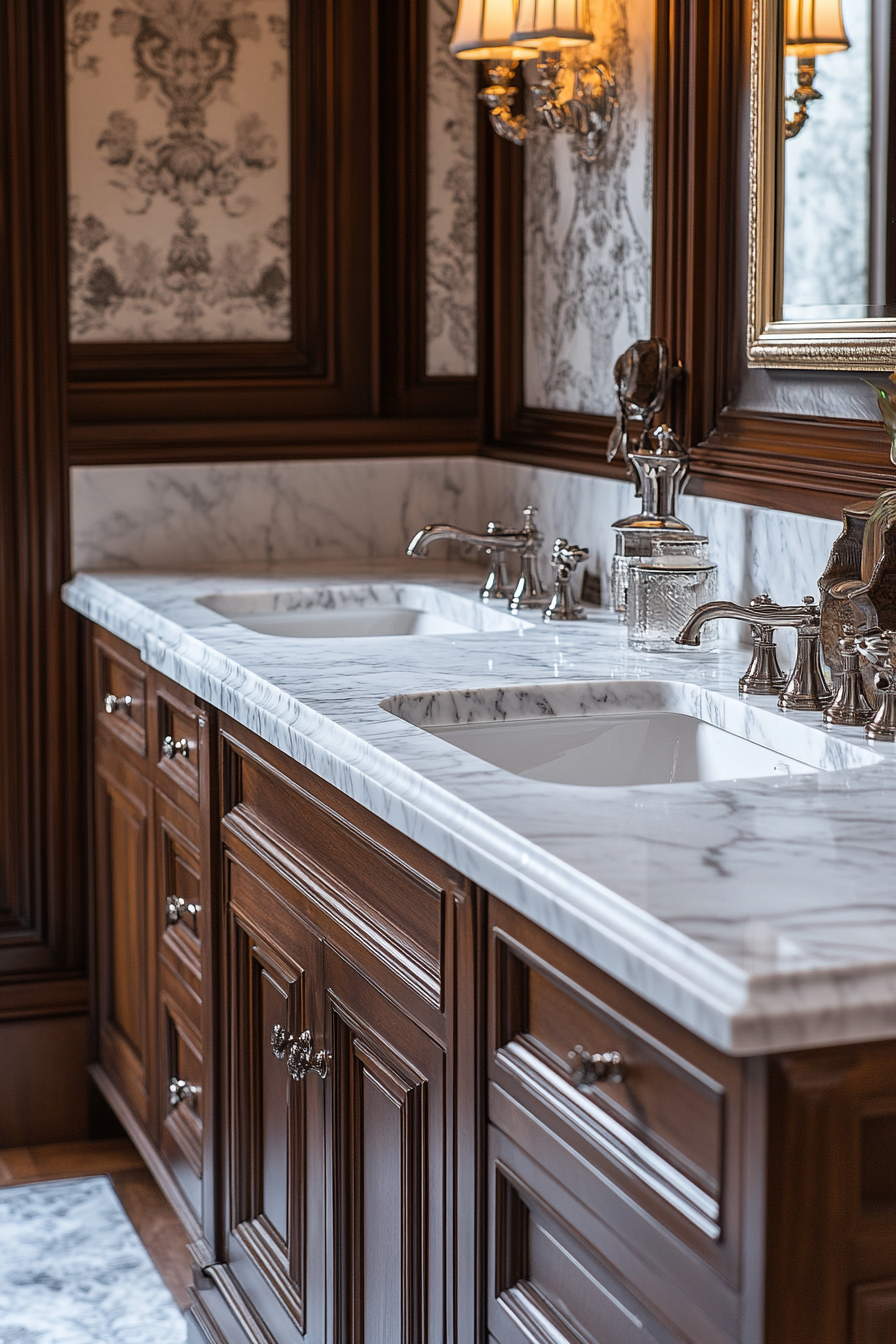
[0,0,83,1009]
[94,744,155,1127]
[327,944,445,1344]
[68,0,478,462]
[226,854,326,1344]
[0,1015,89,1147]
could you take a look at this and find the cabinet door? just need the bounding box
[226,851,326,1344]
[94,743,155,1128]
[325,946,446,1344]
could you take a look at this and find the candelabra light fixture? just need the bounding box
[784,0,850,139]
[449,0,618,162]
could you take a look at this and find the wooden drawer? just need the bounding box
[221,725,452,1011]
[159,959,203,1222]
[156,792,202,992]
[489,1126,681,1344]
[489,900,745,1284]
[152,675,201,808]
[93,630,148,762]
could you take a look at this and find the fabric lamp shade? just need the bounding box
[450,0,539,59]
[509,0,593,49]
[785,0,850,55]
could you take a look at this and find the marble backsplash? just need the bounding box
[71,456,841,648]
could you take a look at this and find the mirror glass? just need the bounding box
[782,0,896,322]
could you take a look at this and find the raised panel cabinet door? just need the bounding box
[325,947,446,1344]
[226,852,327,1344]
[94,744,155,1129]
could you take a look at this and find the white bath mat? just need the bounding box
[0,1175,187,1343]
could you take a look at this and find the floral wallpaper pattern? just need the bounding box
[66,0,291,342]
[523,0,654,415]
[426,0,477,376]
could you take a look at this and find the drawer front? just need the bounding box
[153,678,201,805]
[490,901,744,1276]
[156,793,202,990]
[222,731,446,1009]
[94,632,148,762]
[489,1127,679,1344]
[159,960,203,1222]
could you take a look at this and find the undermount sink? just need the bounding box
[383,680,881,788]
[197,583,526,639]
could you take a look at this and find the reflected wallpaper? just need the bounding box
[66,0,291,342]
[523,0,654,415]
[426,0,477,376]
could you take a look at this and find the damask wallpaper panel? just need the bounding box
[66,0,292,343]
[523,0,654,415]
[426,0,477,377]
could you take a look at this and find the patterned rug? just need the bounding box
[0,1175,187,1343]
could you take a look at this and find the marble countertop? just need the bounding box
[63,560,896,1056]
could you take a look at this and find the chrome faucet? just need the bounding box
[675,594,833,711]
[407,505,546,608]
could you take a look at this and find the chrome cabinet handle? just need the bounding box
[162,734,190,759]
[169,1076,200,1108]
[104,693,132,715]
[270,1024,330,1082]
[166,895,201,925]
[568,1045,626,1090]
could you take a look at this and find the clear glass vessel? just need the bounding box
[627,557,718,652]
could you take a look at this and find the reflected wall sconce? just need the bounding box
[450,0,617,162]
[784,0,850,139]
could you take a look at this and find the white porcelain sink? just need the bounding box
[197,583,526,639]
[383,680,881,787]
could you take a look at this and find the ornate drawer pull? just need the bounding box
[162,734,190,759]
[568,1045,626,1090]
[166,895,201,926]
[169,1076,200,1108]
[270,1024,330,1082]
[104,693,132,715]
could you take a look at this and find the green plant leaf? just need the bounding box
[862,379,896,467]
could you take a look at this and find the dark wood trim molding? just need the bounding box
[690,409,894,518]
[68,417,479,466]
[0,0,82,977]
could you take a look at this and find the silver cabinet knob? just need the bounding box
[568,1045,626,1090]
[166,895,201,926]
[104,692,132,715]
[270,1024,330,1080]
[162,734,190,759]
[169,1076,200,1108]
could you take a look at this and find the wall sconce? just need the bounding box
[784,0,850,139]
[450,0,618,162]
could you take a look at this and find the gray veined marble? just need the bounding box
[523,0,655,415]
[64,562,896,1057]
[0,1176,187,1343]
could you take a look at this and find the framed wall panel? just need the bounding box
[67,0,479,462]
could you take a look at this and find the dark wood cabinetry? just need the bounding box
[86,623,896,1344]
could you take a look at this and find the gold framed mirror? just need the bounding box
[748,0,896,369]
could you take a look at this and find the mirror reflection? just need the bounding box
[782,0,896,321]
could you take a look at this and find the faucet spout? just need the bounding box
[406,523,526,558]
[674,595,816,646]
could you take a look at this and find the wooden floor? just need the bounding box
[0,1138,193,1311]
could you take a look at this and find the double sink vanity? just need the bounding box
[63,558,896,1344]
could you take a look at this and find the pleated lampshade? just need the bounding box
[509,0,593,50]
[784,0,850,55]
[450,0,539,59]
